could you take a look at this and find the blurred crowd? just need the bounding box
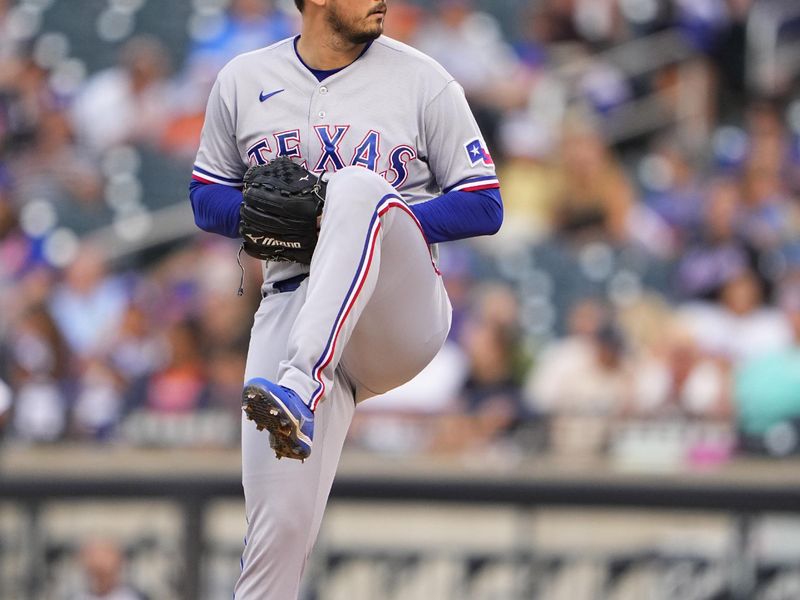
[1,0,800,468]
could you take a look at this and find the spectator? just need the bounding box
[134,319,208,414]
[551,118,634,244]
[71,358,125,440]
[165,0,297,157]
[735,278,800,455]
[204,345,247,411]
[511,4,555,70]
[736,103,798,245]
[525,300,632,455]
[678,268,793,363]
[71,35,174,153]
[628,314,731,422]
[68,538,146,600]
[9,109,102,211]
[48,244,129,358]
[459,285,527,437]
[676,177,754,299]
[528,317,633,413]
[103,304,166,385]
[8,303,71,442]
[182,0,295,100]
[414,0,522,103]
[739,155,797,253]
[414,0,529,152]
[0,53,57,154]
[641,136,706,247]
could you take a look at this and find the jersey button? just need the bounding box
[319,86,328,95]
[318,111,326,119]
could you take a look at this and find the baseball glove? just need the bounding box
[239,157,326,264]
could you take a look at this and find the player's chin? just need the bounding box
[351,25,382,44]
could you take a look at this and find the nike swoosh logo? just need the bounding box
[259,89,284,102]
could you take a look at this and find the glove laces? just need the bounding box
[236,243,246,296]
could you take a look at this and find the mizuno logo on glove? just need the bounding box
[246,234,303,249]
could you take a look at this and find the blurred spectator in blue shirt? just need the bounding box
[48,245,129,358]
[189,0,294,71]
[736,103,800,254]
[179,0,295,114]
[103,304,166,385]
[676,177,754,299]
[640,136,706,247]
[166,0,297,158]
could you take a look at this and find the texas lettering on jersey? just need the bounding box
[192,36,499,206]
[245,126,416,188]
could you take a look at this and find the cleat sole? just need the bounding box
[242,384,311,460]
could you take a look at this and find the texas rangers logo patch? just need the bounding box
[465,138,494,165]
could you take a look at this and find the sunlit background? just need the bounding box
[1,0,800,599]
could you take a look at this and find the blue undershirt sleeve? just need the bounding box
[189,180,242,239]
[190,180,503,244]
[409,187,503,244]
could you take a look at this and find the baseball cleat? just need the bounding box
[242,377,314,460]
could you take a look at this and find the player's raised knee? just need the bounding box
[325,166,394,212]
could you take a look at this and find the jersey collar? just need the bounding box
[292,35,375,82]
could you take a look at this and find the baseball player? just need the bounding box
[188,0,503,597]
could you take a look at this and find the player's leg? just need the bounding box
[242,166,450,457]
[339,203,451,402]
[235,288,356,600]
[236,168,451,598]
[277,166,450,404]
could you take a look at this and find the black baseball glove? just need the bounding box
[239,157,326,264]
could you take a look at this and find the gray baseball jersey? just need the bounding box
[192,35,499,282]
[193,35,499,600]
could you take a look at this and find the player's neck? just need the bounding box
[296,30,367,71]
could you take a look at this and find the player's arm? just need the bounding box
[414,80,503,243]
[410,187,502,244]
[189,180,242,238]
[188,70,246,238]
